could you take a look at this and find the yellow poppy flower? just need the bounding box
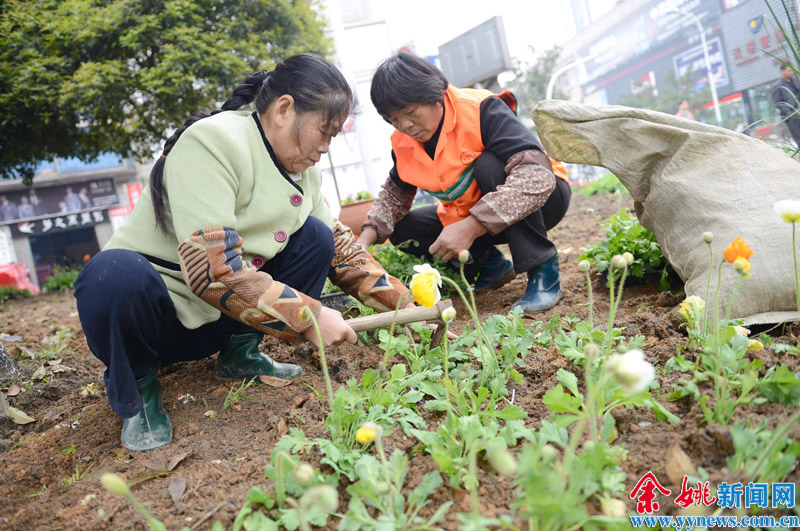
[410,264,442,308]
[355,422,380,444]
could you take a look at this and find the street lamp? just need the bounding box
[668,8,722,125]
[546,51,599,100]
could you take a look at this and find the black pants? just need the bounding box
[787,116,800,147]
[75,216,334,418]
[390,151,571,280]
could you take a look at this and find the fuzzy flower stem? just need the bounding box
[274,450,297,509]
[468,444,481,517]
[794,222,800,312]
[584,269,595,329]
[307,313,334,408]
[605,273,616,354]
[723,275,744,327]
[703,242,714,336]
[441,264,497,375]
[374,433,396,517]
[584,345,599,444]
[712,259,725,331]
[384,291,412,370]
[605,266,627,354]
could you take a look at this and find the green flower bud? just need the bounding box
[703,232,713,244]
[374,481,391,495]
[610,255,628,270]
[578,260,591,272]
[487,446,517,477]
[540,444,557,461]
[301,485,339,514]
[458,250,471,264]
[294,463,315,485]
[100,473,130,497]
[583,343,601,359]
[623,252,634,265]
[441,306,457,323]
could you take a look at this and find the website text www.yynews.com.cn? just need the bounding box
[630,514,799,529]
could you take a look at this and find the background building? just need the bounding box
[556,0,799,134]
[0,155,144,288]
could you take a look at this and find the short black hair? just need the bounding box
[371,52,448,119]
[780,64,792,72]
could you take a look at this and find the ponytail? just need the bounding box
[150,71,268,235]
[150,54,354,235]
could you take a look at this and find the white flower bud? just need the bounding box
[605,349,655,394]
[294,463,315,485]
[623,252,634,265]
[578,260,591,272]
[610,255,628,270]
[703,232,714,244]
[441,306,457,323]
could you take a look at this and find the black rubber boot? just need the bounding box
[512,255,562,314]
[214,333,303,380]
[121,363,172,452]
[473,247,516,292]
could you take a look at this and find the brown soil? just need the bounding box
[1,193,798,530]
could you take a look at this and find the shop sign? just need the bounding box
[10,210,107,237]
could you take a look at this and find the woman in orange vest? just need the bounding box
[356,52,571,314]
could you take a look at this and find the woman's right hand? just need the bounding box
[303,306,357,349]
[355,226,378,248]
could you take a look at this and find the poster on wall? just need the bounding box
[0,177,120,225]
[673,37,731,90]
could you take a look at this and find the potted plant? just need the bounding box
[337,191,374,236]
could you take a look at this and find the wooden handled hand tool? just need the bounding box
[344,300,452,332]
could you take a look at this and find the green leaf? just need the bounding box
[556,369,583,399]
[543,384,582,414]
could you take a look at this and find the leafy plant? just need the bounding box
[757,365,800,405]
[220,377,257,413]
[37,325,74,360]
[369,241,467,295]
[580,173,628,197]
[340,448,451,530]
[43,266,80,292]
[410,413,529,488]
[726,414,800,483]
[579,211,667,283]
[60,461,94,486]
[0,285,32,303]
[340,191,372,205]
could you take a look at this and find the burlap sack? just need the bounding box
[533,100,800,325]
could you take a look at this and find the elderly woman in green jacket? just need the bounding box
[75,54,408,451]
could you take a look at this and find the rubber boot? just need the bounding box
[121,363,172,452]
[214,333,303,380]
[512,255,562,314]
[473,247,516,292]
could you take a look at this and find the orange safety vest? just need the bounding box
[391,85,569,227]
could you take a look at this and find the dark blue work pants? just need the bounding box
[75,217,334,418]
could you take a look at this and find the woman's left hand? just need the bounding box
[428,216,487,262]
